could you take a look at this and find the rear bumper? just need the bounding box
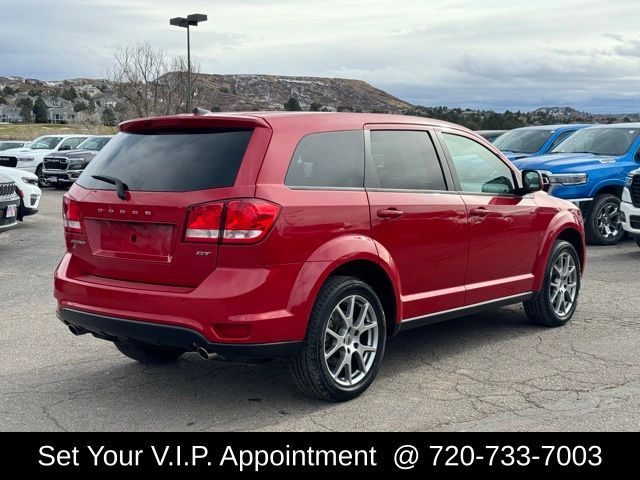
[54,253,311,347]
[59,308,302,359]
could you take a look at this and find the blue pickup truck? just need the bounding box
[511,124,640,245]
[494,124,591,161]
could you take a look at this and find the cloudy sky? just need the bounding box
[1,0,639,112]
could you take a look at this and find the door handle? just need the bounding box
[470,207,504,218]
[377,208,404,219]
[470,207,491,217]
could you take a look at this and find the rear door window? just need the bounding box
[77,129,253,192]
[285,130,364,188]
[369,130,447,190]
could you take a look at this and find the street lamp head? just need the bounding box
[187,13,207,25]
[169,17,189,28]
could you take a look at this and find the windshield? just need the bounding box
[493,129,553,154]
[30,136,63,150]
[76,136,112,151]
[551,128,640,156]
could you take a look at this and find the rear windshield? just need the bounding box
[77,129,253,192]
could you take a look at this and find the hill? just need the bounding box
[190,73,412,113]
[1,74,638,131]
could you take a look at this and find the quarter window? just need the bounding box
[369,130,447,190]
[442,133,515,194]
[285,131,364,188]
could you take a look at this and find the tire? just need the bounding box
[35,164,49,188]
[524,240,581,327]
[635,235,640,248]
[585,194,624,245]
[114,340,185,364]
[290,275,386,401]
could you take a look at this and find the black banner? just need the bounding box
[0,432,633,475]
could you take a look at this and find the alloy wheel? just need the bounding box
[323,295,379,387]
[596,201,621,240]
[549,252,578,318]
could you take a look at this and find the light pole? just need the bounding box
[170,13,207,113]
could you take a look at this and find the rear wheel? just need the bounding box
[524,240,581,327]
[585,194,624,245]
[114,340,185,364]
[290,276,386,401]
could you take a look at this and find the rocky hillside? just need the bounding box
[1,74,638,129]
[192,73,412,113]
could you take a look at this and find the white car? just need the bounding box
[0,134,89,187]
[0,166,41,220]
[621,168,640,247]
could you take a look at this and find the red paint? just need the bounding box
[54,112,585,348]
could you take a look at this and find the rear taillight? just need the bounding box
[184,199,280,244]
[223,199,281,244]
[185,202,224,242]
[62,196,82,233]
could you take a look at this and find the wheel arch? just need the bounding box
[286,235,402,339]
[532,214,585,292]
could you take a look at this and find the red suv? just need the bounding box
[55,112,585,401]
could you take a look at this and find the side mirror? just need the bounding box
[521,170,543,194]
[59,145,72,151]
[634,149,640,163]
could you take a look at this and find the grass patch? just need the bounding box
[0,123,117,141]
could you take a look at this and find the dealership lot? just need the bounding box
[1,188,639,431]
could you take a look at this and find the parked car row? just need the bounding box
[0,134,113,188]
[477,123,640,246]
[0,133,113,234]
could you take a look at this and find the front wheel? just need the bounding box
[524,240,581,327]
[290,276,386,401]
[35,164,49,188]
[635,235,640,248]
[585,194,624,245]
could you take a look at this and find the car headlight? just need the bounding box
[21,176,38,185]
[547,173,588,186]
[68,161,84,170]
[17,156,34,162]
[626,173,637,188]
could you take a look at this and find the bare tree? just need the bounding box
[107,42,201,120]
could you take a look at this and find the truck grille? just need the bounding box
[44,156,69,171]
[0,182,16,198]
[0,156,18,167]
[631,174,640,208]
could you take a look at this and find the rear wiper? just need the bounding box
[92,175,129,201]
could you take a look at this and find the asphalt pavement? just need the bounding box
[1,188,639,431]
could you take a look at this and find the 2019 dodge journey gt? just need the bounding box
[55,112,586,401]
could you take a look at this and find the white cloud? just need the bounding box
[1,0,639,112]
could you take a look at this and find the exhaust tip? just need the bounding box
[68,324,82,336]
[196,346,209,360]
